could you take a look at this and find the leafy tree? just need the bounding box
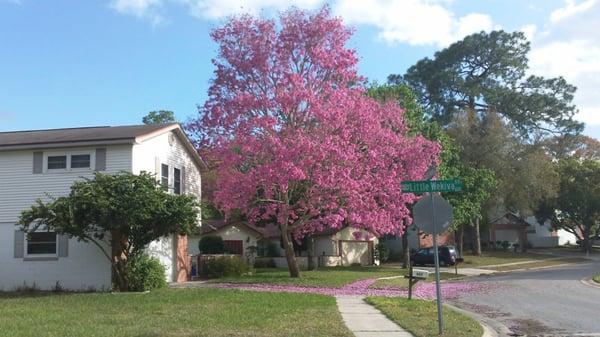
[18,172,199,291]
[396,30,583,137]
[535,159,600,254]
[188,8,440,277]
[447,111,558,217]
[542,134,600,161]
[143,110,176,125]
[445,164,496,255]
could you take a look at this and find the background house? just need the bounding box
[189,222,379,267]
[0,124,202,291]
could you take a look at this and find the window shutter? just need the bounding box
[33,152,43,174]
[181,167,186,194]
[58,234,68,257]
[95,148,107,171]
[14,230,24,258]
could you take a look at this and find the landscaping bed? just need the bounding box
[366,297,482,337]
[370,272,465,290]
[0,288,352,337]
[208,266,402,288]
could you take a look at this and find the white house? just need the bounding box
[191,221,378,268]
[0,124,202,291]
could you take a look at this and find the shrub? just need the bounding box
[254,258,277,268]
[501,241,510,251]
[201,256,249,278]
[199,235,226,254]
[376,243,390,263]
[127,253,167,292]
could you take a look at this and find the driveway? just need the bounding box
[451,257,600,336]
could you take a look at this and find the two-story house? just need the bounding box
[0,124,202,291]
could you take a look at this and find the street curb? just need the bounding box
[580,277,600,289]
[444,303,512,337]
[491,261,591,274]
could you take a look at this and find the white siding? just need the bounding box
[0,144,130,291]
[132,131,202,282]
[0,223,112,291]
[131,131,202,200]
[0,145,132,223]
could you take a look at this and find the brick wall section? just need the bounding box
[418,231,455,248]
[176,235,190,282]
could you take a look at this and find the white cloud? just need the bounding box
[334,0,494,46]
[183,0,322,20]
[109,0,164,24]
[528,0,600,126]
[520,24,537,41]
[550,0,597,22]
[109,0,494,47]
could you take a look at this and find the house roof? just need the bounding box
[0,124,173,149]
[489,212,531,227]
[200,220,373,239]
[0,123,207,170]
[200,220,273,237]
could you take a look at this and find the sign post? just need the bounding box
[402,177,461,335]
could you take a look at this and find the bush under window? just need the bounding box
[127,253,167,292]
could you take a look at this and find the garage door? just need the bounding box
[495,229,519,243]
[341,241,370,266]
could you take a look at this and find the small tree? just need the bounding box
[143,110,176,125]
[535,159,600,254]
[18,172,199,291]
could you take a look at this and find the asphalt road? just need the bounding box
[451,257,600,336]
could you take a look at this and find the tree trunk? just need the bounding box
[583,224,592,255]
[402,230,410,269]
[457,225,465,256]
[111,230,129,291]
[281,230,300,278]
[473,218,482,256]
[307,236,315,270]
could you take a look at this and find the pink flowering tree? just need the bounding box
[188,7,440,277]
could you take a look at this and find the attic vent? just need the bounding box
[168,134,175,146]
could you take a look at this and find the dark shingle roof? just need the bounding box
[0,124,176,149]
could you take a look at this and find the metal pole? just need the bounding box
[408,259,413,300]
[430,191,444,334]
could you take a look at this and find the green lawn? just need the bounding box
[0,288,352,337]
[459,251,549,267]
[370,272,465,289]
[366,297,482,337]
[209,266,403,288]
[591,274,600,283]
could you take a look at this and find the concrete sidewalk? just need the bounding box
[336,296,413,337]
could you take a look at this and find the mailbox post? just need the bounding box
[405,261,429,300]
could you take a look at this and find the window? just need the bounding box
[47,156,67,170]
[161,164,169,190]
[174,168,181,194]
[26,232,57,255]
[71,154,90,168]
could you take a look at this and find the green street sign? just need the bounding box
[401,179,462,193]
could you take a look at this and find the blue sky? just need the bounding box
[1,0,599,138]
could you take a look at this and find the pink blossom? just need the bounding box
[187,7,440,270]
[206,279,487,299]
